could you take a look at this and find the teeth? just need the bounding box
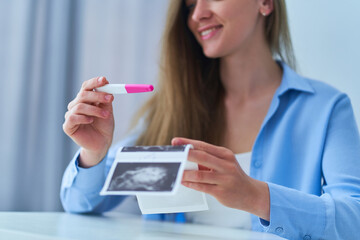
[200,27,219,36]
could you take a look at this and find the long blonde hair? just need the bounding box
[135,0,295,146]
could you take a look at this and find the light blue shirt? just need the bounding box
[61,62,360,239]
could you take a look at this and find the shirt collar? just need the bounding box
[276,61,315,97]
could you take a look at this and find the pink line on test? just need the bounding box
[125,84,154,93]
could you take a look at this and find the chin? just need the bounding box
[203,49,222,59]
[202,45,229,59]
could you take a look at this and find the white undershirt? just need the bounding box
[185,152,252,229]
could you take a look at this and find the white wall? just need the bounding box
[286,1,360,127]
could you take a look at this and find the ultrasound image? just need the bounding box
[121,145,186,152]
[108,162,181,192]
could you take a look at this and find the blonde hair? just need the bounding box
[267,0,296,69]
[135,0,295,146]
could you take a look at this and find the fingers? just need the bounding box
[63,76,114,137]
[66,103,111,120]
[68,77,113,111]
[63,103,111,135]
[182,182,216,195]
[187,149,232,172]
[68,90,113,111]
[81,76,108,91]
[173,137,237,173]
[198,164,211,171]
[182,170,221,185]
[172,137,235,161]
[63,114,93,135]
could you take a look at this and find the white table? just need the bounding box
[0,212,284,240]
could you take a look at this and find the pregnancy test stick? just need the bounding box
[95,84,154,94]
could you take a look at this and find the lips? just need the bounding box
[198,25,223,40]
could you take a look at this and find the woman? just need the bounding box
[61,0,360,239]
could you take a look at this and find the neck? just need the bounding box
[220,43,282,104]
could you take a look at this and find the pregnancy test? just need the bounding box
[95,84,154,94]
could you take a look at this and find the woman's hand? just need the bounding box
[63,76,115,168]
[172,137,270,221]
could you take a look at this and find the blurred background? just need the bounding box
[0,0,359,212]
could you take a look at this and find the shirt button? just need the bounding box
[275,227,283,233]
[254,161,262,168]
[303,235,311,240]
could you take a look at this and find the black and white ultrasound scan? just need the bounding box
[121,145,186,152]
[108,162,181,192]
[100,145,192,196]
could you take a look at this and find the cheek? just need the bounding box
[226,11,259,40]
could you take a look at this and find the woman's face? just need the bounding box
[185,0,268,58]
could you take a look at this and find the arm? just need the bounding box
[260,95,360,239]
[60,127,143,214]
[173,95,360,239]
[61,75,146,213]
[61,76,121,213]
[60,145,126,213]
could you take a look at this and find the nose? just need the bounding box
[191,0,212,22]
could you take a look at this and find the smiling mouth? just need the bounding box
[199,25,223,40]
[200,26,221,36]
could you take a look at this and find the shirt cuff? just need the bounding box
[72,151,108,194]
[257,182,326,239]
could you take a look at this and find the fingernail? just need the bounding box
[98,76,104,83]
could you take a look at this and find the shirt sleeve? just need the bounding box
[60,145,125,213]
[60,119,146,213]
[259,95,360,239]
